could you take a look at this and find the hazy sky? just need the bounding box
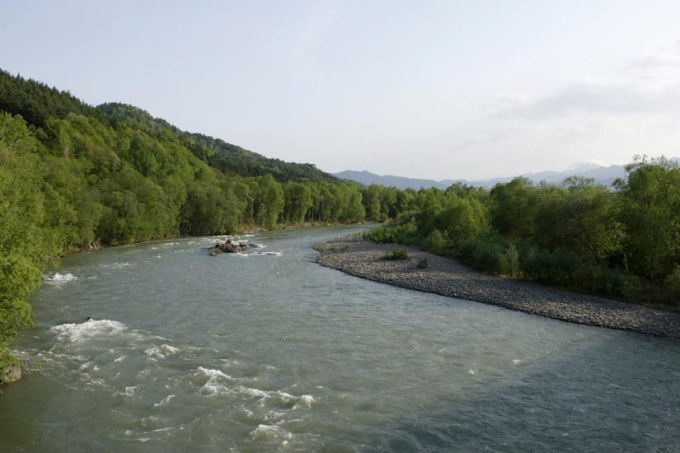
[2,1,680,180]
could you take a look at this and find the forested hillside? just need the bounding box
[97,102,339,183]
[0,69,365,376]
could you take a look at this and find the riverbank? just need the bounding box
[315,235,680,339]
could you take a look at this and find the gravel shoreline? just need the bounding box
[314,235,680,339]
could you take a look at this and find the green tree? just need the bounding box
[489,177,539,241]
[283,181,313,224]
[363,184,385,222]
[254,174,284,228]
[616,156,680,279]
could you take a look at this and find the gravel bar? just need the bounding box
[314,235,680,339]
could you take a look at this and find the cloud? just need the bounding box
[439,38,680,178]
[494,37,680,119]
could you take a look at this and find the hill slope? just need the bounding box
[98,102,338,183]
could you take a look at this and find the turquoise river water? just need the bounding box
[1,226,679,452]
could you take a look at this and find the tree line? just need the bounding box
[366,156,680,309]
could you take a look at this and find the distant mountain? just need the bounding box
[333,170,457,190]
[335,163,631,190]
[478,163,627,188]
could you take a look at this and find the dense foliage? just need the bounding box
[0,69,365,375]
[366,158,680,309]
[97,102,340,183]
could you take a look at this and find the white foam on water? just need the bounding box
[114,385,139,397]
[144,344,181,360]
[248,424,291,442]
[195,367,233,396]
[101,262,132,269]
[250,251,282,257]
[141,416,160,426]
[262,410,286,423]
[153,394,176,408]
[114,355,126,363]
[43,272,78,285]
[48,319,127,343]
[237,386,314,410]
[150,242,178,249]
[197,367,232,379]
[512,359,522,365]
[293,394,316,410]
[274,391,295,402]
[83,376,107,389]
[207,235,234,243]
[239,386,269,399]
[468,369,476,375]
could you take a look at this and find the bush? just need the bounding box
[498,244,521,278]
[520,244,581,286]
[663,266,680,307]
[572,262,625,295]
[458,235,508,273]
[423,229,447,254]
[365,221,418,245]
[383,246,409,260]
[416,258,429,269]
[665,266,680,294]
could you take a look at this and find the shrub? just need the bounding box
[384,246,409,260]
[520,244,581,286]
[416,258,429,269]
[423,229,447,254]
[458,235,507,273]
[665,265,680,294]
[572,262,625,295]
[498,244,521,278]
[365,221,418,245]
[664,266,680,307]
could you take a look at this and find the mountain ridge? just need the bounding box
[334,163,633,190]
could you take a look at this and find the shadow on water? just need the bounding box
[369,330,680,453]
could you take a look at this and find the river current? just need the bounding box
[1,226,679,452]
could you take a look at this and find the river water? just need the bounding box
[1,226,679,452]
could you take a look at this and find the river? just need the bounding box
[1,226,679,452]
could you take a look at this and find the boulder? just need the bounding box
[209,239,244,255]
[1,363,21,385]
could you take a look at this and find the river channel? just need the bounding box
[1,226,679,452]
